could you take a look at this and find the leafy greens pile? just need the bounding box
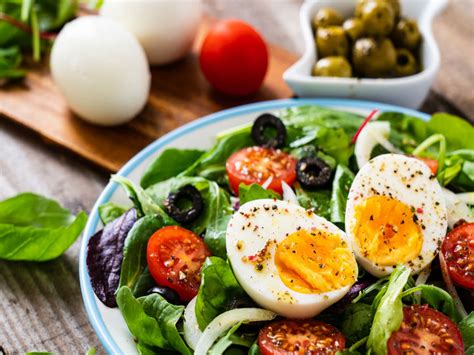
[87,105,474,354]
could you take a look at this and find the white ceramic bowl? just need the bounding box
[283,0,448,109]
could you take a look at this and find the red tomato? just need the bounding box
[258,319,346,354]
[441,222,474,289]
[415,156,438,175]
[387,304,464,355]
[146,226,211,302]
[199,19,268,96]
[226,146,297,195]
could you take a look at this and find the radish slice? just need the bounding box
[415,266,431,286]
[442,188,474,228]
[355,121,393,169]
[281,181,300,206]
[194,308,277,355]
[351,109,379,144]
[261,176,273,189]
[183,296,202,350]
[439,252,468,319]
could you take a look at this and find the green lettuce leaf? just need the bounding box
[98,201,127,224]
[330,165,354,225]
[459,312,474,352]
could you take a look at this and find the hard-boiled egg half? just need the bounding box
[226,199,357,318]
[345,154,448,277]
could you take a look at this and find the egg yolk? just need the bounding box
[275,229,357,294]
[352,195,423,266]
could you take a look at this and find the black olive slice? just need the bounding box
[147,286,181,305]
[251,113,287,148]
[296,156,332,188]
[163,185,203,224]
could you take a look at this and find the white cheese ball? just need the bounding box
[50,16,150,126]
[100,0,202,65]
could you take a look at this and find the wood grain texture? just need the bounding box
[0,0,472,354]
[0,17,296,173]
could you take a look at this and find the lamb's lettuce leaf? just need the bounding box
[459,312,474,354]
[367,265,411,355]
[0,193,87,261]
[195,257,246,330]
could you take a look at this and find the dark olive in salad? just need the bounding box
[163,184,204,223]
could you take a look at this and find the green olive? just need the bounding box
[359,0,395,36]
[392,19,422,50]
[343,18,364,41]
[353,37,396,77]
[316,26,349,58]
[394,48,418,76]
[312,56,353,77]
[355,0,400,19]
[312,7,344,30]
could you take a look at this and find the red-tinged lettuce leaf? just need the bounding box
[87,208,138,307]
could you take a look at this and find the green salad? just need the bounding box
[86,106,474,355]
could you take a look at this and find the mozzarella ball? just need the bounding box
[100,0,202,65]
[226,199,358,318]
[50,16,150,126]
[345,154,448,277]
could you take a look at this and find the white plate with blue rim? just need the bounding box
[79,98,430,354]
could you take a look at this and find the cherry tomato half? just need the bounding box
[387,304,464,355]
[415,156,438,175]
[258,319,346,355]
[226,146,297,195]
[146,226,211,302]
[441,222,474,290]
[199,19,268,96]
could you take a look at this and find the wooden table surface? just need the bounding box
[0,1,472,353]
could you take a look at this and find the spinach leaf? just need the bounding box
[195,257,246,330]
[145,177,233,258]
[447,150,474,191]
[0,46,25,79]
[427,113,474,150]
[119,215,168,291]
[0,193,87,261]
[340,303,373,346]
[98,201,127,225]
[132,268,157,298]
[87,209,138,307]
[140,148,205,189]
[295,185,331,220]
[140,292,191,355]
[330,165,354,225]
[367,265,411,355]
[116,286,191,355]
[378,112,428,151]
[239,184,281,205]
[182,125,253,177]
[459,313,474,352]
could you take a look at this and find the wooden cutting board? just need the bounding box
[0,19,297,173]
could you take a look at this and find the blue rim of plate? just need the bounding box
[79,98,430,354]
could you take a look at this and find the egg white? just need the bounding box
[226,199,357,318]
[345,154,448,277]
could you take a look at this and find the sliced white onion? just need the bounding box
[194,308,277,355]
[183,296,202,350]
[414,265,431,303]
[442,188,474,228]
[439,252,468,319]
[281,181,300,206]
[456,192,474,205]
[261,176,273,189]
[355,121,393,169]
[368,126,402,154]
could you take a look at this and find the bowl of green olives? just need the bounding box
[284,0,448,109]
